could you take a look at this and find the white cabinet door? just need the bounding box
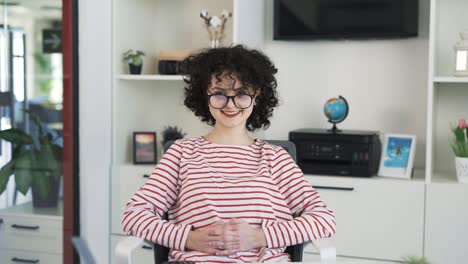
[0,214,63,254]
[305,175,425,261]
[303,251,400,264]
[425,183,468,264]
[110,234,154,264]
[111,165,155,235]
[0,249,62,264]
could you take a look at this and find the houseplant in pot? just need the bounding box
[123,49,145,74]
[0,110,62,208]
[451,118,468,183]
[161,126,186,149]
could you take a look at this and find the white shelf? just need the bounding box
[431,171,458,183]
[117,74,184,81]
[433,76,468,83]
[305,168,426,184]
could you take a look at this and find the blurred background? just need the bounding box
[0,0,63,208]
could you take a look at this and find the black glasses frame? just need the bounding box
[206,93,256,109]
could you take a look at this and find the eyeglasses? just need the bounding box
[207,93,255,109]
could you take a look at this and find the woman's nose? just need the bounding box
[225,96,236,108]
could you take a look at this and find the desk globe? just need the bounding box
[323,95,349,132]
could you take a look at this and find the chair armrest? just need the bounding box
[310,237,336,262]
[115,236,145,264]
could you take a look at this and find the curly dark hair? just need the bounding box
[181,45,279,132]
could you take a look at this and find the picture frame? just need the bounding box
[133,132,157,164]
[378,133,416,179]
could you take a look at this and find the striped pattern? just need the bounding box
[122,137,336,263]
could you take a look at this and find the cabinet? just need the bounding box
[423,2,468,262]
[426,0,468,183]
[425,183,468,264]
[111,165,154,235]
[303,252,400,264]
[305,175,425,261]
[0,202,63,264]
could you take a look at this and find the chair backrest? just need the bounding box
[155,139,302,263]
[264,140,297,162]
[72,236,97,264]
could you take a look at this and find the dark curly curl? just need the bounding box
[181,45,279,132]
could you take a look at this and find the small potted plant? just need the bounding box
[123,49,145,75]
[451,118,468,183]
[161,126,186,149]
[0,110,62,208]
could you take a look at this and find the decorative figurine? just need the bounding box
[200,9,232,48]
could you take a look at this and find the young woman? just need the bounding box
[122,45,336,263]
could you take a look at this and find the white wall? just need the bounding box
[79,0,112,263]
[262,0,430,170]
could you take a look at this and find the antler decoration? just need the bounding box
[200,9,232,48]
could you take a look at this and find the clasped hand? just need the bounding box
[185,219,266,256]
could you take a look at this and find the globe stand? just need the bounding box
[328,122,342,133]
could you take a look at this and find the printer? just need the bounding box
[289,128,381,177]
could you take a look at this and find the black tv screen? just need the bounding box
[274,0,419,40]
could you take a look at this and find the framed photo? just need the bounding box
[378,134,416,179]
[133,132,157,164]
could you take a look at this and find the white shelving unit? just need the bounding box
[110,0,264,262]
[425,0,468,184]
[0,202,63,264]
[112,0,264,166]
[110,0,468,263]
[424,1,468,263]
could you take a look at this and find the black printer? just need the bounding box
[289,128,381,177]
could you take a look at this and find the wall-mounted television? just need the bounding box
[274,0,419,40]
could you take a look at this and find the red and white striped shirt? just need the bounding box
[122,137,336,263]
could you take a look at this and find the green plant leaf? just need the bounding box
[0,128,33,145]
[37,143,62,177]
[454,127,465,143]
[132,57,143,66]
[14,149,34,195]
[39,134,51,146]
[0,159,16,195]
[51,144,63,176]
[32,171,49,199]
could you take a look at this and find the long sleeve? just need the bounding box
[262,147,336,248]
[122,141,192,251]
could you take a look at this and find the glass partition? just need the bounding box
[0,0,63,209]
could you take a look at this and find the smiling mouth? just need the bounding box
[221,111,241,118]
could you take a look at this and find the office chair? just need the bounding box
[115,140,336,264]
[72,236,97,264]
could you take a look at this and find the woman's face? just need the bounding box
[206,73,257,131]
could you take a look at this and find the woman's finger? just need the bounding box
[215,248,238,256]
